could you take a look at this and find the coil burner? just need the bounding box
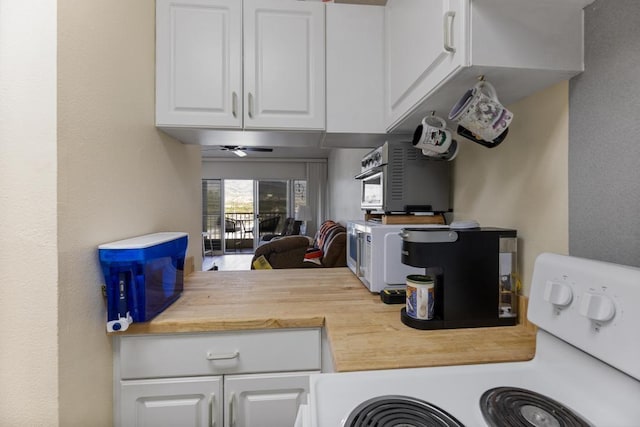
[343,395,464,427]
[480,387,592,427]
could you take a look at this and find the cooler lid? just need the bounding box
[98,232,188,250]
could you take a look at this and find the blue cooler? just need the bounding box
[99,232,188,332]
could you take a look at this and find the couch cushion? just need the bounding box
[320,231,347,267]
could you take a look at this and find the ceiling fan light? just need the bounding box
[232,149,247,157]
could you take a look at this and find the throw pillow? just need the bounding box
[304,248,323,260]
[252,255,273,270]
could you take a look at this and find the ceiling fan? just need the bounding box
[219,145,273,157]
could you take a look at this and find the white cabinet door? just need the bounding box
[243,0,325,130]
[119,376,223,427]
[156,0,242,128]
[325,3,385,134]
[385,0,464,130]
[224,372,314,427]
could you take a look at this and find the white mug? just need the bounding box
[448,81,513,143]
[412,115,452,154]
[421,139,459,162]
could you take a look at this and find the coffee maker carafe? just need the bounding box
[399,227,518,330]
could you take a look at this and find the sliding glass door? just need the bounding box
[255,181,289,246]
[224,179,254,253]
[202,179,222,257]
[202,178,306,255]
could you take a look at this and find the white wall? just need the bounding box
[0,1,203,422]
[0,1,59,424]
[453,81,569,295]
[327,148,370,224]
[327,83,569,296]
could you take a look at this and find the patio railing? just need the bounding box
[202,212,283,252]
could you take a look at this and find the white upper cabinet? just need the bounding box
[385,0,464,130]
[325,3,385,136]
[156,0,242,128]
[384,0,589,133]
[156,0,590,144]
[243,0,325,130]
[156,0,325,131]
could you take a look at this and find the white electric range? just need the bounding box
[296,253,640,426]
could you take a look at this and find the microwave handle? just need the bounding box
[355,232,363,277]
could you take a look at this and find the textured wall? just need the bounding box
[0,1,59,424]
[569,0,640,266]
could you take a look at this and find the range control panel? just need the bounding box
[528,253,640,381]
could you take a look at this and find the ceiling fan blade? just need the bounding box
[244,147,273,152]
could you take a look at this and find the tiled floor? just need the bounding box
[202,254,254,271]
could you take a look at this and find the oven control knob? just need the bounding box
[543,281,573,307]
[579,293,615,322]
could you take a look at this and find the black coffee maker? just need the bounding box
[399,227,518,330]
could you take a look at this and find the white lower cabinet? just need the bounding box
[120,376,223,427]
[225,372,314,427]
[114,329,321,427]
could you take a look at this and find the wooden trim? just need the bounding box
[364,213,446,225]
[518,295,537,333]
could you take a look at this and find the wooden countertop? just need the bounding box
[123,268,536,372]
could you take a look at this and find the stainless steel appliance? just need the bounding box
[346,220,445,293]
[356,141,451,213]
[297,253,640,426]
[399,227,518,329]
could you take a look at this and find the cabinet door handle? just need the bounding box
[232,92,238,118]
[229,392,236,427]
[209,394,216,427]
[443,11,456,53]
[248,92,254,119]
[206,350,239,361]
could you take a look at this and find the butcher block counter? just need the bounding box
[121,268,536,372]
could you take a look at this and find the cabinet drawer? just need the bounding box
[117,329,321,379]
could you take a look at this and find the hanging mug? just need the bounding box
[412,115,453,154]
[421,139,459,161]
[448,81,513,144]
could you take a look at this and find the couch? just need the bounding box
[250,236,311,269]
[250,220,346,269]
[259,217,302,244]
[303,220,347,268]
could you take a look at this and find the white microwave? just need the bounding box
[346,220,442,293]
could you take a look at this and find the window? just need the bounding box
[202,178,307,253]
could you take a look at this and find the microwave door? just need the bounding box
[383,232,424,285]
